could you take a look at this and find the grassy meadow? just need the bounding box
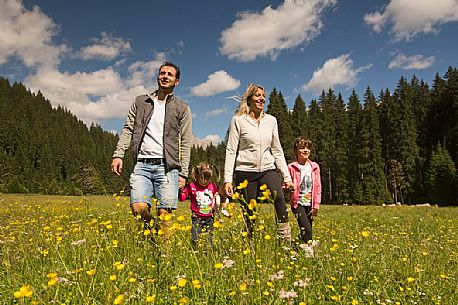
[0,193,456,304]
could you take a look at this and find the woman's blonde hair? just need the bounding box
[235,83,265,116]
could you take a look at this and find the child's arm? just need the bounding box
[179,184,190,202]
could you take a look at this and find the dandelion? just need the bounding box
[146,295,156,302]
[237,180,248,189]
[214,262,224,269]
[113,294,124,304]
[177,278,187,288]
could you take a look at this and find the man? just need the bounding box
[111,61,192,233]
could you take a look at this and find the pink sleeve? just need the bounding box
[179,184,190,201]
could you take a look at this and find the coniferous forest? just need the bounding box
[1,67,457,205]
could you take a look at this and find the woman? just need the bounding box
[224,83,294,244]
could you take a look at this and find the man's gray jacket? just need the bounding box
[113,92,192,178]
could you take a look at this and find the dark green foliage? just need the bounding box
[0,77,127,195]
[266,88,294,162]
[426,144,457,206]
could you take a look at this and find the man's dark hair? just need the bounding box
[160,61,181,80]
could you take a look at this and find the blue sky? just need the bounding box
[1,0,457,145]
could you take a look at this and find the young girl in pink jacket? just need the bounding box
[287,137,322,256]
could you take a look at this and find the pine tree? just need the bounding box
[346,90,364,203]
[359,87,387,204]
[266,89,294,162]
[425,144,457,206]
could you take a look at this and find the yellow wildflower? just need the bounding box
[237,180,248,189]
[214,262,224,269]
[239,282,248,291]
[248,199,257,210]
[192,279,202,289]
[361,230,370,237]
[113,294,124,304]
[86,269,96,276]
[146,295,156,302]
[110,275,117,281]
[260,184,267,190]
[177,278,187,287]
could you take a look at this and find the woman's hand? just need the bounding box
[224,182,233,197]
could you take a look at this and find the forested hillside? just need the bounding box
[1,66,457,205]
[0,77,131,195]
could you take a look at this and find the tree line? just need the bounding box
[1,67,457,205]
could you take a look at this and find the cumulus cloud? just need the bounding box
[364,0,458,41]
[0,0,65,68]
[219,0,336,61]
[388,53,435,70]
[79,32,132,60]
[302,54,372,95]
[24,56,165,124]
[191,70,240,96]
[193,134,222,148]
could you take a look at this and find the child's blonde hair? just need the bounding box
[191,161,219,187]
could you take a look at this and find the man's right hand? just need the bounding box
[111,158,123,176]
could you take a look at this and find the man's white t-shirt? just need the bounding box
[138,97,166,158]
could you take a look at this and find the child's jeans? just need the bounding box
[191,215,214,245]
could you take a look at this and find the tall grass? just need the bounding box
[0,193,456,304]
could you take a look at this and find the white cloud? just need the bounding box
[364,0,458,41]
[302,54,372,95]
[193,134,222,147]
[0,0,65,68]
[191,70,240,96]
[205,107,227,117]
[388,53,435,70]
[219,0,336,61]
[24,56,166,124]
[79,32,132,60]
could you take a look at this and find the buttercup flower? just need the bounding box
[237,180,248,189]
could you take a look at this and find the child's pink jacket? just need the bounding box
[287,160,322,210]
